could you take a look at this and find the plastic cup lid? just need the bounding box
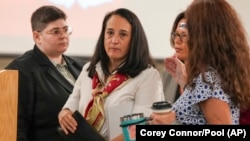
[151,101,172,110]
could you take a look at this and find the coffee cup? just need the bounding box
[151,101,172,114]
[151,101,181,124]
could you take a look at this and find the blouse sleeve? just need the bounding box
[189,68,231,105]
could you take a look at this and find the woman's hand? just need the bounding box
[149,111,176,125]
[164,55,187,88]
[58,109,77,134]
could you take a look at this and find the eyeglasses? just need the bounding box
[171,32,189,42]
[44,26,73,36]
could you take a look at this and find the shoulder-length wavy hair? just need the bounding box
[87,8,155,78]
[185,0,250,109]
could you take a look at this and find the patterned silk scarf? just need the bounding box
[84,73,128,131]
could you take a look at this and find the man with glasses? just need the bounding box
[5,5,84,141]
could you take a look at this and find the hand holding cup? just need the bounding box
[150,101,176,125]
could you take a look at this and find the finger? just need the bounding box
[165,67,176,76]
[152,116,159,125]
[165,58,175,65]
[174,57,184,67]
[67,114,77,127]
[166,65,176,72]
[64,115,77,133]
[165,60,177,69]
[63,121,76,133]
[60,124,69,135]
[60,115,77,133]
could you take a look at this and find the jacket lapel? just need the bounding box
[33,46,74,93]
[47,67,73,92]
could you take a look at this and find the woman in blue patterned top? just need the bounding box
[150,0,250,125]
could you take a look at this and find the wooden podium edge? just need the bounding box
[0,69,18,141]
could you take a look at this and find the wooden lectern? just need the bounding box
[0,70,18,141]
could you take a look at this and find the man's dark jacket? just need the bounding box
[5,46,85,141]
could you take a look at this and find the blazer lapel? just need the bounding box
[48,67,73,93]
[33,46,74,93]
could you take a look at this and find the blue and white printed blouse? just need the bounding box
[172,67,239,124]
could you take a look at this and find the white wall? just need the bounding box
[0,0,249,59]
